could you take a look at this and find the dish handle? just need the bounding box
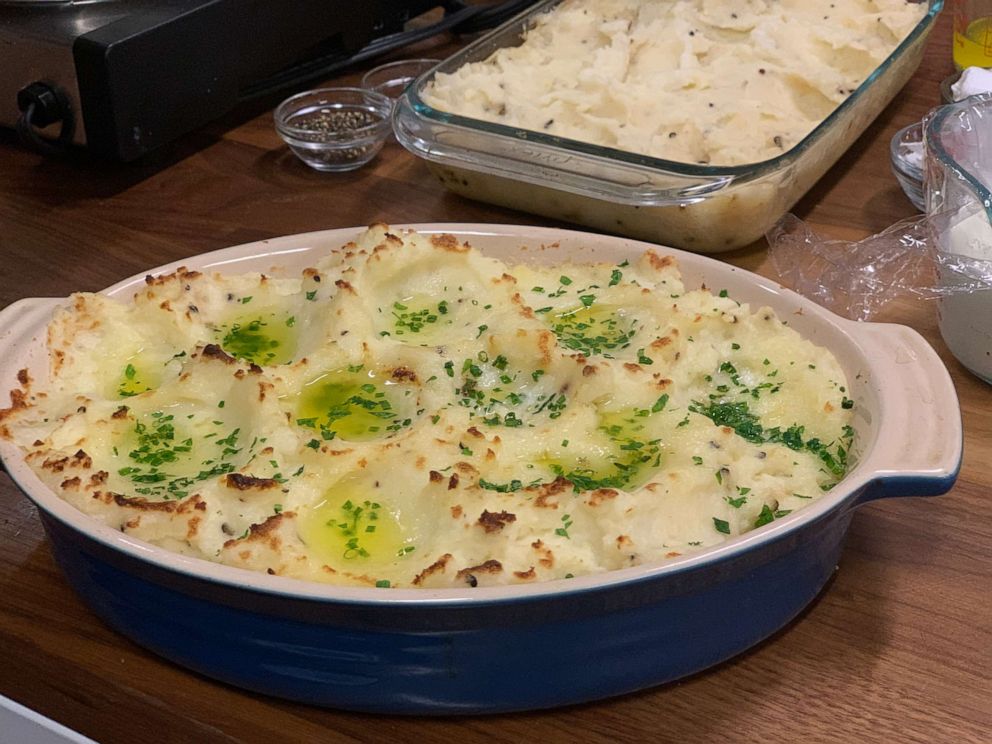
[0,297,62,343]
[0,296,62,391]
[0,297,62,475]
[851,322,962,505]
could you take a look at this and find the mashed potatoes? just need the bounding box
[422,0,927,166]
[0,227,854,588]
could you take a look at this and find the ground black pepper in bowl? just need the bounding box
[289,110,381,165]
[275,88,392,172]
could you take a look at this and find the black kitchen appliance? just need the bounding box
[2,0,534,161]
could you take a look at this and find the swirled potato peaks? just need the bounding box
[1,227,854,588]
[423,0,927,167]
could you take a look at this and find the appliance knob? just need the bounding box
[15,82,76,156]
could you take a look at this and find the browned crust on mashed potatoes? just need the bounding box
[1,225,854,588]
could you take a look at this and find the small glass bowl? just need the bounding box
[941,71,961,104]
[274,87,392,172]
[361,59,440,100]
[890,121,925,211]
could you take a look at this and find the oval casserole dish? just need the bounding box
[0,224,961,714]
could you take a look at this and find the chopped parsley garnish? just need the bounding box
[392,301,442,335]
[754,504,775,528]
[689,398,851,478]
[330,499,382,559]
[713,517,731,534]
[117,414,248,500]
[220,317,287,365]
[726,487,749,508]
[478,477,523,493]
[555,513,573,538]
[549,408,663,493]
[550,307,637,357]
[296,378,408,439]
[453,352,568,428]
[117,362,149,398]
[754,504,793,528]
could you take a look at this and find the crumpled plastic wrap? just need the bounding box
[767,92,992,322]
[766,207,992,321]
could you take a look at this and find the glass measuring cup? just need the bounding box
[925,92,992,382]
[953,0,992,69]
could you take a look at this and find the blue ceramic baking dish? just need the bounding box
[0,225,961,714]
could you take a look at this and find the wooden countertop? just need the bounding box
[1,9,989,744]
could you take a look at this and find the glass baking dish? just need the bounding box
[394,0,942,253]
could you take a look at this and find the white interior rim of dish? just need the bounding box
[0,223,947,606]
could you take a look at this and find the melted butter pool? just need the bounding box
[114,351,162,399]
[113,406,247,499]
[539,408,662,491]
[299,488,413,567]
[220,311,297,366]
[294,368,408,441]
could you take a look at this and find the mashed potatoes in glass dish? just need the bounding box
[399,0,933,251]
[422,0,928,166]
[1,227,854,588]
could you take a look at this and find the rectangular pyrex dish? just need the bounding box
[394,0,942,253]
